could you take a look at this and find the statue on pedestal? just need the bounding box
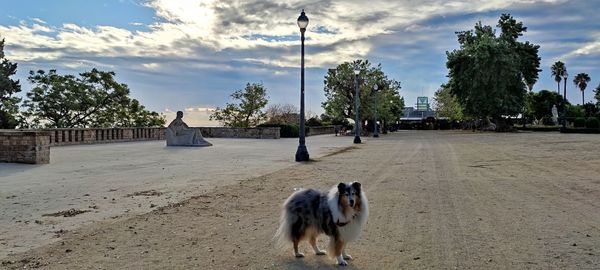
[551,105,559,126]
[166,111,212,147]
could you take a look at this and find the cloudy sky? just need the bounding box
[1,0,599,125]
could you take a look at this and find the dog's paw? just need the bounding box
[336,256,348,266]
[343,254,353,260]
[294,252,305,258]
[315,250,327,256]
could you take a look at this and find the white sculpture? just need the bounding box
[551,105,558,125]
[166,111,212,147]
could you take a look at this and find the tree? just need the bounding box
[573,73,591,105]
[581,102,599,117]
[550,61,565,94]
[445,14,541,130]
[22,69,165,128]
[0,37,22,128]
[264,103,298,124]
[528,90,568,123]
[210,82,268,127]
[322,59,404,129]
[433,84,464,121]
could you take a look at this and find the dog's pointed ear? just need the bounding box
[351,182,361,192]
[337,182,346,193]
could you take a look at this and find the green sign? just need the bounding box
[417,97,429,111]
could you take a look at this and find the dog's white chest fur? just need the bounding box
[326,188,369,243]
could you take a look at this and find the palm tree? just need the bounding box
[573,73,591,105]
[551,61,565,94]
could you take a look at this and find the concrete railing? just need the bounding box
[0,130,51,164]
[45,127,166,146]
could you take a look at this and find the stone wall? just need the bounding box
[0,130,51,164]
[307,126,335,136]
[196,127,280,139]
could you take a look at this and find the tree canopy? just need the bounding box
[264,103,298,125]
[0,37,22,128]
[528,90,568,121]
[22,69,165,128]
[433,84,464,121]
[573,73,591,105]
[322,59,404,127]
[445,14,541,124]
[210,82,268,127]
[550,61,566,93]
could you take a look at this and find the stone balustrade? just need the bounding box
[46,127,165,146]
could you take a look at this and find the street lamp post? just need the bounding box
[373,84,379,137]
[353,65,361,144]
[562,71,568,101]
[295,9,309,162]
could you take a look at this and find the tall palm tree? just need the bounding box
[551,61,565,94]
[573,73,591,105]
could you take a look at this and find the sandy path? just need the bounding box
[2,131,599,269]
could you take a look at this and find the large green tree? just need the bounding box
[433,84,464,121]
[22,69,165,128]
[0,37,22,128]
[322,59,404,129]
[550,61,566,94]
[210,82,268,127]
[573,73,591,105]
[445,14,541,130]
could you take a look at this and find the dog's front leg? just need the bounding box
[334,238,347,266]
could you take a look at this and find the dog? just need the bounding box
[274,182,369,266]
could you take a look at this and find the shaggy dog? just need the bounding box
[274,182,369,266]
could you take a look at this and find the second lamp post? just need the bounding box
[373,84,379,138]
[353,64,361,144]
[295,9,309,162]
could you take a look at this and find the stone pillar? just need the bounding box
[0,130,51,164]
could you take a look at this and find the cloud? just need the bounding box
[2,0,599,109]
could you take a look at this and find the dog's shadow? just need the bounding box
[281,257,362,270]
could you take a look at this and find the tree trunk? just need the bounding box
[557,82,560,94]
[582,91,585,105]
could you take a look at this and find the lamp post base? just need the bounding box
[295,145,309,162]
[353,136,361,144]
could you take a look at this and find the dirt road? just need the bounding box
[2,131,599,269]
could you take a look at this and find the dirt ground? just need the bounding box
[2,130,600,269]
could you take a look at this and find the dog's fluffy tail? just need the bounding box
[273,212,292,249]
[273,191,300,249]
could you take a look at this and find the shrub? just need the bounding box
[585,117,600,129]
[306,117,323,127]
[574,117,586,128]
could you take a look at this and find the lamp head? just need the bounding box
[297,9,309,29]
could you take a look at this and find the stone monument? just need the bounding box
[551,105,558,125]
[166,111,212,147]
